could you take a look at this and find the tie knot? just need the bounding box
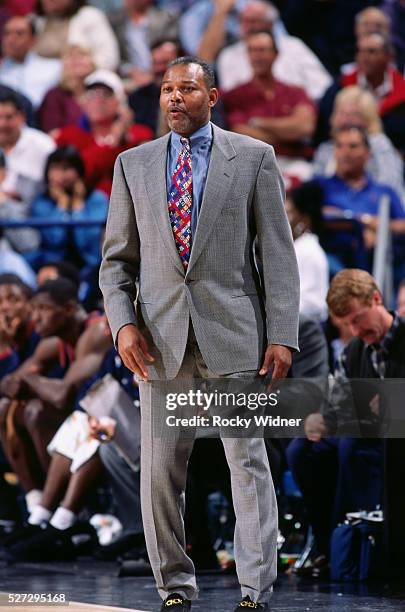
[180,137,191,151]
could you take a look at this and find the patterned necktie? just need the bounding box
[168,137,193,269]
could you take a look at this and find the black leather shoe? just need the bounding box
[234,596,269,610]
[160,593,191,611]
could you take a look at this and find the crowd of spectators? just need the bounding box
[0,0,405,581]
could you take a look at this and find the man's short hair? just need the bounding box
[327,269,381,317]
[246,29,278,53]
[34,278,78,306]
[0,88,25,112]
[333,125,370,149]
[167,56,216,89]
[0,273,32,298]
[38,261,80,289]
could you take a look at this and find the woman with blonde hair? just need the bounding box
[313,85,404,197]
[38,45,95,133]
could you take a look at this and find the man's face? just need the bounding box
[356,35,389,79]
[0,284,30,333]
[0,103,24,148]
[397,286,405,317]
[335,293,387,344]
[152,42,178,83]
[2,17,34,62]
[334,129,369,178]
[81,86,119,124]
[247,32,277,78]
[356,9,390,38]
[240,4,272,37]
[160,63,218,136]
[30,292,71,337]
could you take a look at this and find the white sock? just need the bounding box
[50,507,76,531]
[25,489,43,514]
[28,505,52,526]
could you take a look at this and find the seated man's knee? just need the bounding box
[286,437,311,470]
[338,438,382,467]
[0,398,12,432]
[23,399,47,431]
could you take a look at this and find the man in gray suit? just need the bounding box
[99,57,300,611]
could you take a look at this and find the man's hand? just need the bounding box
[117,324,155,381]
[88,415,116,441]
[0,373,24,399]
[259,344,292,381]
[304,413,326,442]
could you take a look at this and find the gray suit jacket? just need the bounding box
[99,123,300,379]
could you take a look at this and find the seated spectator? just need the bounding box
[0,274,39,380]
[397,278,405,317]
[313,86,405,199]
[315,126,405,251]
[33,0,120,71]
[381,0,405,73]
[109,0,178,88]
[0,16,61,110]
[287,269,391,578]
[0,89,55,204]
[53,70,153,195]
[223,30,317,182]
[318,32,405,151]
[212,0,331,100]
[38,45,95,134]
[0,150,40,255]
[0,279,112,516]
[28,146,108,270]
[1,348,143,563]
[285,182,329,322]
[128,40,178,137]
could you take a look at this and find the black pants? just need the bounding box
[286,437,382,557]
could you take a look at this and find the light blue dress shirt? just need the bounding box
[166,121,213,243]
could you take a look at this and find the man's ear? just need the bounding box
[208,88,219,108]
[373,290,383,305]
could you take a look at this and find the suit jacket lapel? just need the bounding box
[187,125,237,274]
[144,134,185,275]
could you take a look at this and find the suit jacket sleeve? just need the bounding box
[99,155,140,345]
[253,147,300,351]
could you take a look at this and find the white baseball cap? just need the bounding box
[84,70,125,101]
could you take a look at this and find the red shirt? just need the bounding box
[55,123,153,195]
[222,78,316,158]
[341,66,405,116]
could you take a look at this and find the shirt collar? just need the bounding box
[332,172,372,191]
[170,122,212,153]
[358,69,392,99]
